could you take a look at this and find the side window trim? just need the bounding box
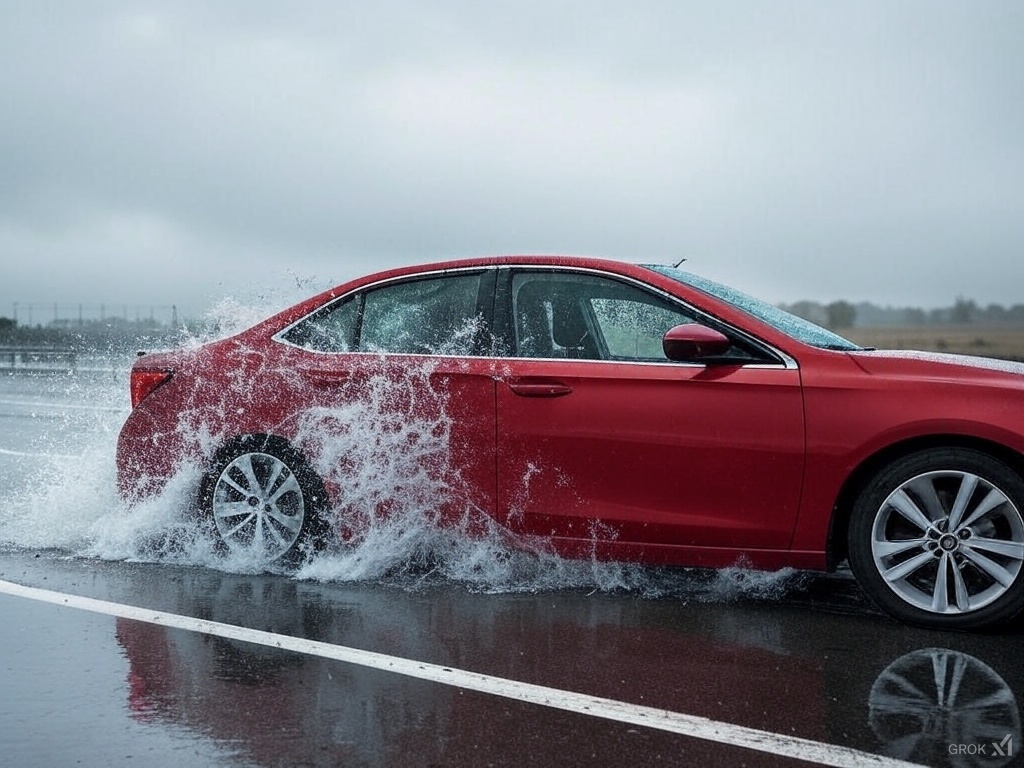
[474,268,498,357]
[351,292,367,351]
[493,267,516,357]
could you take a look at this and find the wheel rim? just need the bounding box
[871,470,1024,614]
[869,648,1020,766]
[212,452,305,560]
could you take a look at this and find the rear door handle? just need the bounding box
[299,369,354,386]
[506,377,573,398]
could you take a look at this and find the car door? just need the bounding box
[494,267,805,559]
[274,268,498,533]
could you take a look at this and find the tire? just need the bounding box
[848,448,1024,630]
[199,435,328,565]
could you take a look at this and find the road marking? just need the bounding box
[0,447,80,459]
[0,578,922,768]
[0,398,125,413]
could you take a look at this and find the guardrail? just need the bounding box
[0,346,77,373]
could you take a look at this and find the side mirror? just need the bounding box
[662,324,731,362]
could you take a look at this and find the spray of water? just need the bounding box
[0,302,810,603]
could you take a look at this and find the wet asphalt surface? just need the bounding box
[1,370,1022,767]
[1,549,1021,768]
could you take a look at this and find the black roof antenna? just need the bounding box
[672,257,687,268]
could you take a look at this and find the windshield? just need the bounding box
[645,265,862,351]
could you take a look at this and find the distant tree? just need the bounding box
[951,296,977,324]
[784,301,828,326]
[826,300,856,329]
[982,303,1008,324]
[903,307,927,325]
[0,317,15,332]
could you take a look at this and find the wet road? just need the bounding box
[1,549,1021,768]
[1,369,1022,767]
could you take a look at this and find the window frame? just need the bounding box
[273,267,497,358]
[495,266,789,367]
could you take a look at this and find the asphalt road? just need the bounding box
[1,370,1021,767]
[0,549,1020,768]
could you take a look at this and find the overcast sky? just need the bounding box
[2,2,1022,321]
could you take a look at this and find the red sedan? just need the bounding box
[116,256,1024,629]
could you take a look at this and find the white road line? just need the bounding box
[0,447,81,459]
[0,578,922,768]
[0,398,125,413]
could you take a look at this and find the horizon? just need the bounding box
[7,289,1024,328]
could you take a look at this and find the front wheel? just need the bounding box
[848,448,1024,629]
[200,435,328,565]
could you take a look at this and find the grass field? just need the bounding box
[843,326,1024,361]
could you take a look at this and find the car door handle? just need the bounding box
[506,377,573,398]
[300,369,354,386]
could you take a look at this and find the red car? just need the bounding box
[116,255,1024,629]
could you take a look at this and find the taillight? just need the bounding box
[130,369,173,409]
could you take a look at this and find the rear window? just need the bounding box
[279,272,487,356]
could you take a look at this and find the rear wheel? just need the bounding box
[848,448,1024,629]
[200,436,327,565]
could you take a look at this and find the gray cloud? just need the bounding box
[1,1,1022,319]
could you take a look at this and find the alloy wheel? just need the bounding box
[871,470,1024,614]
[212,451,306,560]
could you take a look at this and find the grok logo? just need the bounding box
[948,734,1013,758]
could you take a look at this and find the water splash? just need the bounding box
[0,342,811,604]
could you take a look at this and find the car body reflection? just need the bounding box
[114,572,1022,766]
[117,577,451,766]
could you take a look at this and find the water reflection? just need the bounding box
[108,569,1022,767]
[116,576,452,767]
[869,648,1021,768]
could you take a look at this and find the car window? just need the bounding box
[511,272,695,361]
[280,272,487,355]
[279,296,359,352]
[591,299,694,359]
[359,273,485,355]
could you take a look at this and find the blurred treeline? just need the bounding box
[779,297,1024,330]
[780,297,1024,360]
[0,315,195,352]
[2,295,1023,355]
